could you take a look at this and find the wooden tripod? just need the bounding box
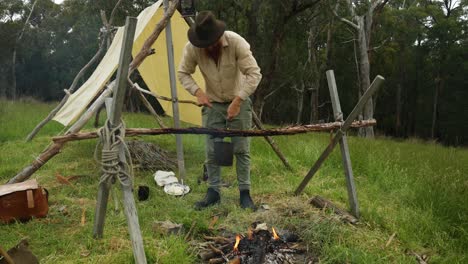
[295,71,385,218]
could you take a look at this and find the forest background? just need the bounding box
[0,0,467,146]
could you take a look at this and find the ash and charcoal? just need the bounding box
[127,140,176,170]
[199,223,312,264]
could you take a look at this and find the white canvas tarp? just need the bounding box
[53,0,204,126]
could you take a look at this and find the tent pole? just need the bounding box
[164,0,186,183]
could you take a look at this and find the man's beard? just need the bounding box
[205,41,222,65]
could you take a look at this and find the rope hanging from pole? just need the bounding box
[94,119,134,188]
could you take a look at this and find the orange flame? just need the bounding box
[272,227,280,240]
[233,234,241,251]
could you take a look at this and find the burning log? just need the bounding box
[198,243,231,261]
[199,249,217,261]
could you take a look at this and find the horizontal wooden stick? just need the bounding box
[52,119,376,143]
[133,83,200,106]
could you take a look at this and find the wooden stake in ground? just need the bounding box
[91,17,147,264]
[326,70,360,217]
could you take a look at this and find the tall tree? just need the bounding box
[334,0,389,138]
[253,0,321,120]
[10,0,39,100]
[0,0,23,98]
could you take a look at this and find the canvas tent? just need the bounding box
[53,0,204,126]
[12,0,295,187]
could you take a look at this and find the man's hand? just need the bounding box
[227,97,243,121]
[195,89,212,107]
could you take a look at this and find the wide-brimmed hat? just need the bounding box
[188,11,226,48]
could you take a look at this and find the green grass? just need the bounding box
[0,99,467,263]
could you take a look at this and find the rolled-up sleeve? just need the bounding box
[235,38,262,100]
[177,43,200,96]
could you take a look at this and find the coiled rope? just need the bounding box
[94,119,134,188]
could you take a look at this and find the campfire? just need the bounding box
[199,222,310,264]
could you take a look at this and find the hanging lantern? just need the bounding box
[180,0,196,17]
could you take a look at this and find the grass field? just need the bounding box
[0,99,467,263]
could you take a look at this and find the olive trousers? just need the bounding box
[202,99,252,193]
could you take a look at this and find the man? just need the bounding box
[177,11,262,210]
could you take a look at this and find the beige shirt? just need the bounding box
[177,31,262,102]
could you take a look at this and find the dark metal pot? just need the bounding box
[214,138,233,166]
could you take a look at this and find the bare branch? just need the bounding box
[338,14,360,30]
[130,79,200,106]
[17,0,39,41]
[318,101,330,108]
[293,84,304,93]
[265,88,280,100]
[331,3,359,30]
[339,15,360,30]
[131,82,167,128]
[352,36,361,93]
[369,38,389,51]
[109,0,124,25]
[373,0,390,14]
[341,38,357,44]
[100,10,109,26]
[130,0,180,72]
[284,0,321,23]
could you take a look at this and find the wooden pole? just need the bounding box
[164,0,186,184]
[93,18,137,239]
[342,76,385,131]
[252,111,293,170]
[294,75,384,196]
[67,83,114,134]
[130,0,179,73]
[0,246,14,264]
[52,119,377,143]
[133,83,166,128]
[326,70,359,217]
[93,98,114,237]
[92,17,147,264]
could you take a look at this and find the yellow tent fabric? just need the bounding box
[133,6,203,126]
[53,0,203,126]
